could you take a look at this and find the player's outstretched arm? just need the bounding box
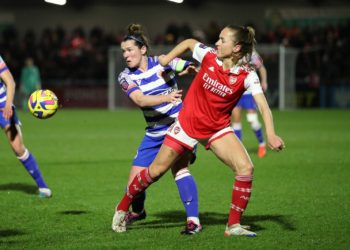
[253,93,285,151]
[158,39,198,67]
[129,89,183,107]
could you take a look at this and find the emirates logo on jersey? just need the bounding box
[174,126,180,135]
[229,76,237,85]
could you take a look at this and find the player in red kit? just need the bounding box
[112,25,285,236]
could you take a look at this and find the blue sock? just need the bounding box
[131,191,146,214]
[254,128,265,144]
[18,150,48,188]
[175,174,198,218]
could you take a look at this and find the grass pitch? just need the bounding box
[1,109,349,249]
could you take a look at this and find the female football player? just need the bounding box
[0,55,52,198]
[112,25,285,236]
[112,24,201,234]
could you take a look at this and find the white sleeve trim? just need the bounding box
[192,43,212,63]
[244,71,263,96]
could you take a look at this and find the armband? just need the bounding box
[175,59,191,72]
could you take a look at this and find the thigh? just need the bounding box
[209,132,253,176]
[149,144,180,179]
[171,149,193,177]
[5,124,25,156]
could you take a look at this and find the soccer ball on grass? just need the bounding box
[28,89,59,119]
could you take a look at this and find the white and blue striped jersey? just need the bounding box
[242,50,263,96]
[118,56,190,137]
[0,55,9,109]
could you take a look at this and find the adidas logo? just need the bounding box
[208,66,214,72]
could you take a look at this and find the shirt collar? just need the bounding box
[215,57,241,75]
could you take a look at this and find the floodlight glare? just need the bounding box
[44,0,67,5]
[167,0,184,3]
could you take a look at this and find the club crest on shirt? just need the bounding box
[229,76,237,85]
[120,79,129,91]
[174,126,181,135]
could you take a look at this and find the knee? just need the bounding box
[12,144,26,157]
[236,160,254,176]
[149,164,166,180]
[246,113,261,130]
[16,148,29,160]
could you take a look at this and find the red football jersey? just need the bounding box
[178,43,263,138]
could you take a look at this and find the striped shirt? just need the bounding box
[118,56,190,137]
[242,50,263,95]
[0,55,9,109]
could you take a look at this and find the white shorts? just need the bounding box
[166,119,234,150]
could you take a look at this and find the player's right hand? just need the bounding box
[2,104,13,120]
[167,90,183,104]
[268,134,285,152]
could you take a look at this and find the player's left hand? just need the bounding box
[268,135,285,152]
[178,64,198,76]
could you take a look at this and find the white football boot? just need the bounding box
[224,224,256,237]
[38,188,52,198]
[112,210,127,232]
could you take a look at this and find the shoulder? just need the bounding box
[244,70,260,87]
[118,68,133,83]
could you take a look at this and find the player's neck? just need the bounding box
[139,57,148,72]
[222,58,234,70]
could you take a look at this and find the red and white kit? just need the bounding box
[166,43,263,149]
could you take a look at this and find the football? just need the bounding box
[28,89,59,119]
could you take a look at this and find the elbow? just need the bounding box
[137,101,148,108]
[134,98,146,107]
[135,97,151,108]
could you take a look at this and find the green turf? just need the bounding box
[1,109,349,249]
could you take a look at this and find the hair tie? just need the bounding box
[125,35,144,45]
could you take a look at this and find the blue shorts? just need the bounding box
[0,106,21,129]
[236,94,257,110]
[133,134,196,167]
[133,135,164,167]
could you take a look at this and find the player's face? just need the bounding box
[121,40,144,68]
[215,28,237,59]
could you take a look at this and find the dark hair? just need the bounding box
[226,25,256,60]
[123,23,150,51]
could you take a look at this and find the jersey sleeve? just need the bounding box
[244,71,263,96]
[0,56,9,74]
[250,51,263,70]
[118,70,139,96]
[192,43,213,63]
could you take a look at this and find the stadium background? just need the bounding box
[1,0,350,109]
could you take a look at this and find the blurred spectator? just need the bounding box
[0,19,349,97]
[20,57,41,110]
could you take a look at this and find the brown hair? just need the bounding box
[226,25,256,61]
[123,23,150,52]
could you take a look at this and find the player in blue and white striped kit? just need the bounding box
[112,24,201,234]
[0,55,52,198]
[231,50,268,158]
